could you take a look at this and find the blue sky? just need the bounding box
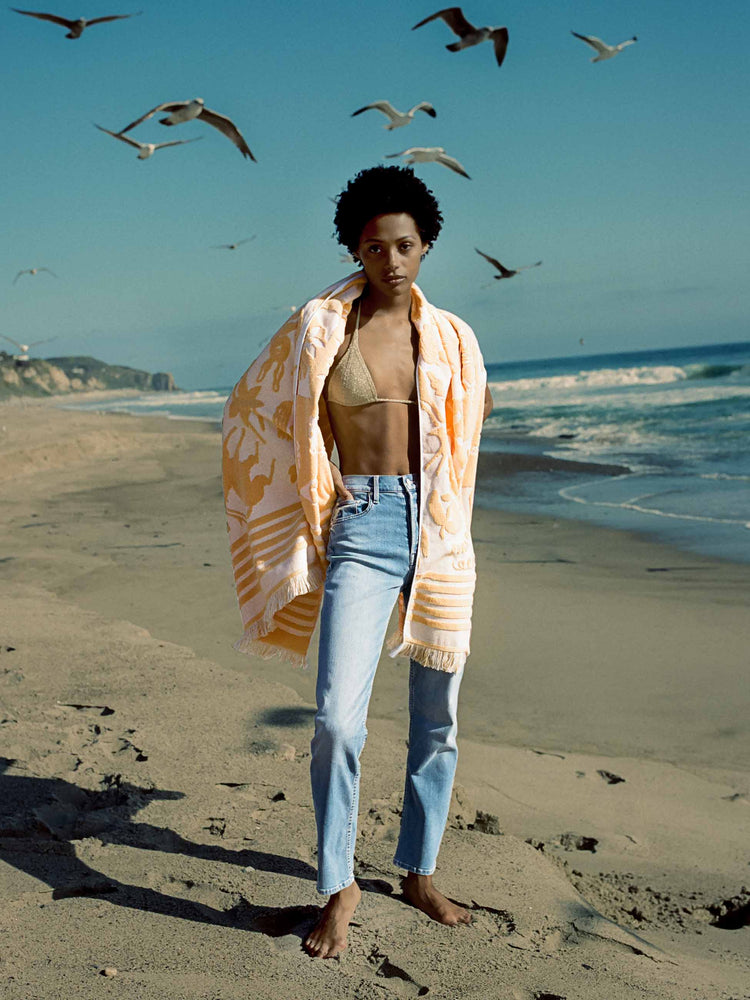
[3,0,748,388]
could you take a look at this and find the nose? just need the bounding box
[384,247,399,270]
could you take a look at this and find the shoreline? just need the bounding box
[1,401,748,997]
[39,388,750,566]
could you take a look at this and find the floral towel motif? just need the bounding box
[222,272,487,672]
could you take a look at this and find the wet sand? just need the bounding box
[1,396,748,999]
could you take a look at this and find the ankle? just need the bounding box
[403,872,433,890]
[331,880,360,904]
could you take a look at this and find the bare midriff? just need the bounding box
[326,398,421,476]
[323,300,421,477]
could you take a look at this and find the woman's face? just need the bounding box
[355,213,428,299]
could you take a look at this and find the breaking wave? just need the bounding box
[487,362,747,397]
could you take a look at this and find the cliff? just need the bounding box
[0,353,177,399]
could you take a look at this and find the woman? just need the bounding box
[222,166,492,960]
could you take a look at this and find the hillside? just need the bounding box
[0,353,177,398]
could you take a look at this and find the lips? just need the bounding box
[383,275,406,283]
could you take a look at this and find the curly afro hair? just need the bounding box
[334,165,443,258]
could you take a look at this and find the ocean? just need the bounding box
[480,340,750,563]
[61,340,750,564]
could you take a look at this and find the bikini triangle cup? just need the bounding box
[325,299,417,406]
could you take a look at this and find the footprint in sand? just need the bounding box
[367,946,430,997]
[361,796,403,843]
[471,810,503,835]
[596,769,625,784]
[703,889,750,929]
[555,832,599,853]
[721,792,748,803]
[470,900,517,938]
[57,702,115,716]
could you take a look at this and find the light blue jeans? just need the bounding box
[311,474,463,895]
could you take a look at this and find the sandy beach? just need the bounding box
[1,396,748,999]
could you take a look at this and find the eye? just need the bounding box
[400,243,414,252]
[367,246,381,254]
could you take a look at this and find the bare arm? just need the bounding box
[483,383,494,422]
[318,398,354,500]
[328,458,354,501]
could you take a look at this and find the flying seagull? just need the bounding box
[212,236,256,250]
[351,100,436,129]
[118,98,256,161]
[94,123,202,160]
[386,146,470,179]
[475,248,542,279]
[571,31,637,62]
[412,7,509,68]
[12,267,57,285]
[2,334,56,364]
[2,334,56,351]
[10,8,141,39]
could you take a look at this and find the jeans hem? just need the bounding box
[317,874,356,896]
[393,859,435,876]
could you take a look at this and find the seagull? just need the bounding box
[94,124,202,160]
[2,335,56,360]
[118,98,256,161]
[12,267,57,285]
[412,7,509,68]
[571,31,637,62]
[386,146,470,179]
[10,8,141,39]
[351,100,436,129]
[475,248,542,279]
[212,236,256,250]
[2,334,55,350]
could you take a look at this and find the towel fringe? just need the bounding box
[232,634,309,670]
[233,568,324,668]
[386,631,466,674]
[244,568,324,637]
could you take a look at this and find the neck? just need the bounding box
[361,283,413,317]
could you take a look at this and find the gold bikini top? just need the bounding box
[325,300,417,407]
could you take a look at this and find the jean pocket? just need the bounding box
[330,492,373,526]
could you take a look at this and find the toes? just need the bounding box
[303,935,320,956]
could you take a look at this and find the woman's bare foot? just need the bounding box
[303,880,362,958]
[400,872,472,926]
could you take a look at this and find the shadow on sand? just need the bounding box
[0,758,342,938]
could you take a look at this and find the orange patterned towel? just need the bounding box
[222,272,487,672]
